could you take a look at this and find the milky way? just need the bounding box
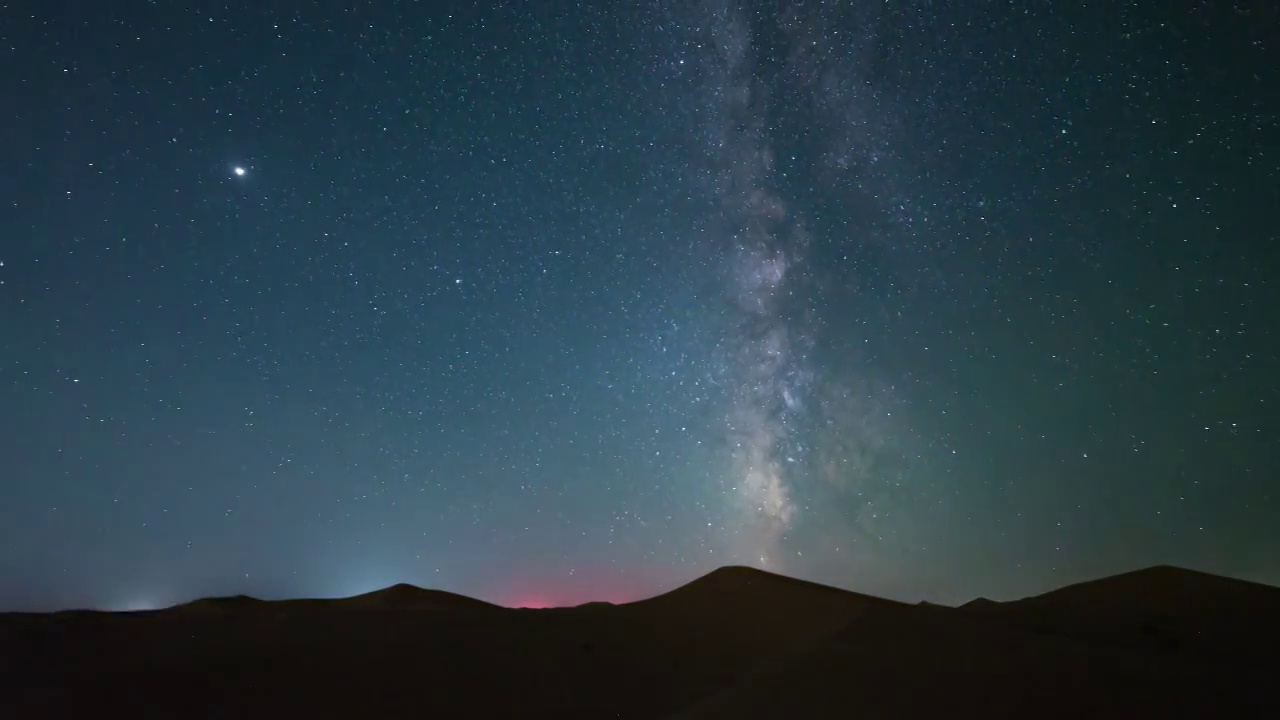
[684,3,841,569]
[676,0,937,577]
[5,0,1276,611]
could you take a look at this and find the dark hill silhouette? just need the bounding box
[621,565,901,675]
[1012,564,1280,616]
[674,566,1280,719]
[2,564,1277,718]
[974,565,1280,663]
[340,582,497,610]
[958,596,1000,611]
[639,565,891,609]
[171,594,264,613]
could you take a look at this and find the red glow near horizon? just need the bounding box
[502,586,643,609]
[495,566,676,608]
[504,590,639,609]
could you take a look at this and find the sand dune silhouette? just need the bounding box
[339,582,499,610]
[2,564,1276,718]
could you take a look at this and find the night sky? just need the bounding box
[3,1,1277,611]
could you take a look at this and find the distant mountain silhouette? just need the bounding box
[958,596,1000,611]
[171,594,264,613]
[960,565,1280,665]
[340,583,497,610]
[672,565,1280,719]
[1012,564,1280,616]
[626,565,899,664]
[3,564,1277,718]
[642,565,892,607]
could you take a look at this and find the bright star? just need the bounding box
[234,166,246,177]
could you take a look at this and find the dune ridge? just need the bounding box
[2,564,1276,718]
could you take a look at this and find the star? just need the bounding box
[4,0,1274,618]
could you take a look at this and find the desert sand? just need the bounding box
[2,565,1277,718]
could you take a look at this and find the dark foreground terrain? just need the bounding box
[2,565,1278,718]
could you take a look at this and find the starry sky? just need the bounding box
[2,1,1277,611]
